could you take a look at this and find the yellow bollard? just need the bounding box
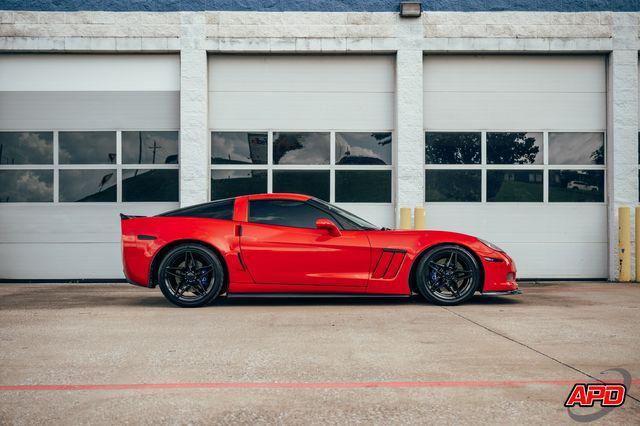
[414,207,425,230]
[619,207,631,282]
[400,207,411,230]
[636,207,640,282]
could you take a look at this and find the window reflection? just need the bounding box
[59,169,116,202]
[122,169,178,202]
[249,199,329,229]
[425,170,481,202]
[549,132,604,165]
[487,170,543,202]
[273,170,330,201]
[0,170,53,202]
[335,170,391,203]
[335,132,392,165]
[0,132,53,165]
[273,132,330,165]
[212,132,267,165]
[211,169,267,200]
[549,170,604,202]
[425,132,480,165]
[122,131,179,165]
[59,132,116,164]
[487,132,543,165]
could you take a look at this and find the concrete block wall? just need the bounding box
[0,8,639,280]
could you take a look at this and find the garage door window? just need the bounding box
[121,131,179,202]
[486,132,544,202]
[425,132,481,202]
[211,131,393,203]
[1,130,178,203]
[0,132,54,202]
[548,132,605,202]
[425,131,605,203]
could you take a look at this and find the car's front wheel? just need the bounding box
[157,243,225,307]
[415,245,481,305]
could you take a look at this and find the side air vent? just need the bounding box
[372,249,407,279]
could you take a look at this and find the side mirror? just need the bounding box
[315,218,342,237]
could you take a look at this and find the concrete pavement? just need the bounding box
[0,282,638,424]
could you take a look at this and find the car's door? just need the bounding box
[239,199,371,289]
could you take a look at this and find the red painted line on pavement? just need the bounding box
[1,379,638,392]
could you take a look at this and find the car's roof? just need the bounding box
[240,193,312,202]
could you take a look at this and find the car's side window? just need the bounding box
[160,198,235,220]
[249,199,337,229]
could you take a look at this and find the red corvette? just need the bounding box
[121,193,519,307]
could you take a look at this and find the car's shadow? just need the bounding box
[209,294,522,308]
[0,284,522,310]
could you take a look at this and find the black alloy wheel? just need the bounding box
[157,243,224,307]
[416,244,481,305]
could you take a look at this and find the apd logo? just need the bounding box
[564,368,630,422]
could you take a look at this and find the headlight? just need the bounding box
[478,238,504,253]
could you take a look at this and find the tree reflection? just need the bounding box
[425,133,481,164]
[487,132,541,164]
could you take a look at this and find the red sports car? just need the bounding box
[121,193,519,307]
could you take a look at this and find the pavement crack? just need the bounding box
[440,306,640,404]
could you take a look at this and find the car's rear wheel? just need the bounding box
[415,245,481,305]
[157,243,224,307]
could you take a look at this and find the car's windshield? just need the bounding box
[311,198,381,231]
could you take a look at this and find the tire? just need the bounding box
[157,243,225,307]
[415,244,481,306]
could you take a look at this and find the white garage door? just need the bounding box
[0,54,180,279]
[423,55,607,279]
[209,55,395,228]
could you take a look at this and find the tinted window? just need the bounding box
[425,132,480,165]
[0,170,53,202]
[549,170,604,202]
[273,170,330,201]
[249,199,332,229]
[335,132,392,165]
[0,132,53,165]
[59,132,116,164]
[122,131,179,164]
[549,132,605,165]
[425,170,481,202]
[487,132,543,165]
[59,169,117,202]
[212,169,267,200]
[335,170,391,203]
[487,170,543,202]
[273,132,330,165]
[212,132,267,165]
[122,169,179,202]
[161,198,235,220]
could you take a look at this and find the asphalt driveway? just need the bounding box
[0,282,638,424]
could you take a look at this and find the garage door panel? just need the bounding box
[0,204,176,244]
[424,92,606,131]
[0,54,180,92]
[0,243,123,280]
[501,242,607,279]
[424,55,605,93]
[209,55,394,93]
[424,204,607,245]
[425,204,607,279]
[210,92,394,130]
[0,91,179,130]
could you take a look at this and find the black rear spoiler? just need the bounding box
[120,213,146,220]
